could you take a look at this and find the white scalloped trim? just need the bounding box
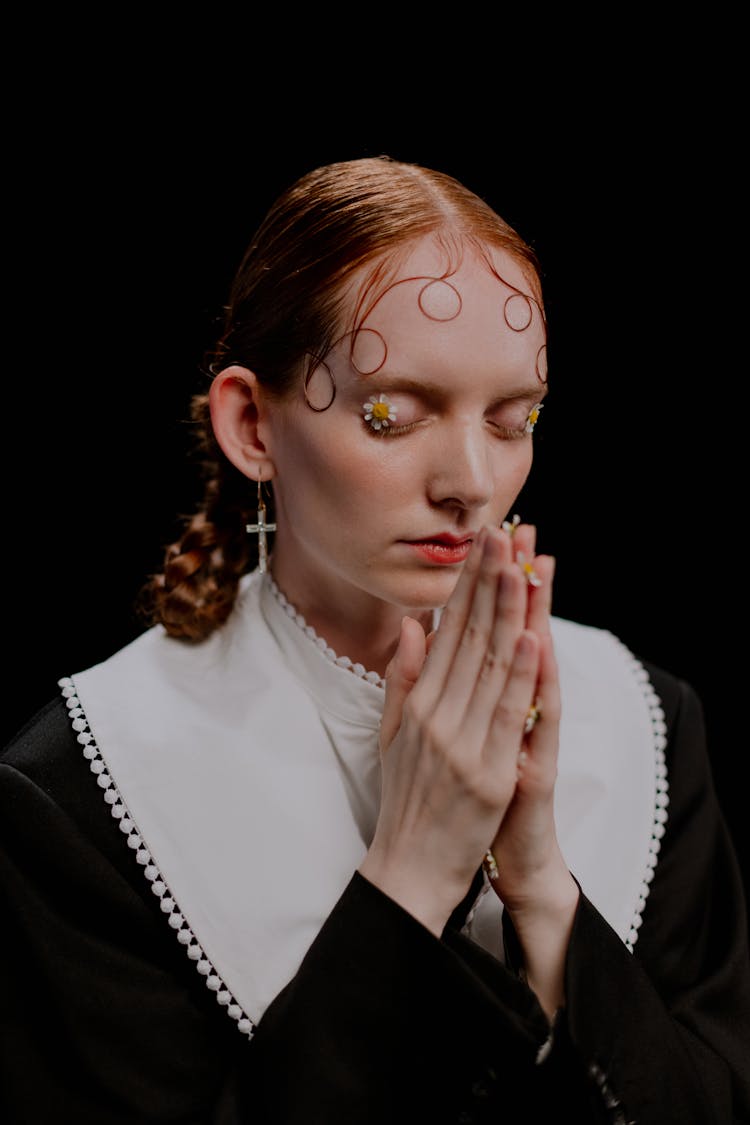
[606,635,670,952]
[57,676,257,1040]
[267,575,386,688]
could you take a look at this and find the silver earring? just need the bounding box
[246,477,276,574]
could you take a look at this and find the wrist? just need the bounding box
[358,851,468,938]
[504,867,579,928]
[505,872,579,1020]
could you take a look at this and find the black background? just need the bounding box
[4,55,746,901]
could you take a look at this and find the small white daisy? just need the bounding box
[517,551,542,588]
[363,394,397,431]
[525,402,543,433]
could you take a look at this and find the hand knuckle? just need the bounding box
[403,695,425,727]
[479,648,508,681]
[423,719,451,756]
[459,620,487,651]
[494,699,524,728]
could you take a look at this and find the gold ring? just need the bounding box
[483,849,499,881]
[524,701,541,734]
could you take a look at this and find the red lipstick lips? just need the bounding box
[403,533,475,565]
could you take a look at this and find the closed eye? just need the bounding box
[361,417,424,437]
[487,420,532,439]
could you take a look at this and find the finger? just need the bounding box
[526,554,555,637]
[521,631,561,775]
[484,629,541,771]
[416,526,487,690]
[510,523,542,625]
[431,528,516,721]
[510,522,536,563]
[458,563,529,747]
[380,616,427,751]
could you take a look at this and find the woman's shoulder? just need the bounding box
[1,693,79,814]
[1,690,146,880]
[2,692,77,776]
[1,691,99,830]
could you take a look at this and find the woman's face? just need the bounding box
[264,237,547,614]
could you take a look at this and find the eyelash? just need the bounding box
[488,421,532,440]
[361,418,533,440]
[362,419,421,438]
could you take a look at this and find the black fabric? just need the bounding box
[1,665,749,1124]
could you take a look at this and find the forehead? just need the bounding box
[332,236,547,385]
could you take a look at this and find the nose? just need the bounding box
[426,421,495,512]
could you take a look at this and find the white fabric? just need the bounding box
[69,569,662,1028]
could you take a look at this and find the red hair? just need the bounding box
[138,155,544,640]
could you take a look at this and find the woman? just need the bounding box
[2,156,748,1124]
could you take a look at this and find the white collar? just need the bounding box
[62,570,667,1039]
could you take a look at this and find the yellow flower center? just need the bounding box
[528,407,539,425]
[371,401,390,421]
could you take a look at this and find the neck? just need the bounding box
[267,559,433,679]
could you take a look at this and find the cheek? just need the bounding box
[275,416,412,507]
[512,443,535,482]
[491,442,534,500]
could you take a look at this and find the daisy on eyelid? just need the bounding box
[525,403,543,433]
[517,552,542,587]
[363,394,397,431]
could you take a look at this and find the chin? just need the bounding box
[383,568,462,612]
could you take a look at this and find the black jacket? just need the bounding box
[1,664,749,1124]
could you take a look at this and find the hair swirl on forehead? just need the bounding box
[208,161,545,390]
[138,156,547,641]
[332,247,548,389]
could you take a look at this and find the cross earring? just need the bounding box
[246,477,276,574]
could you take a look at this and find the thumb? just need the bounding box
[380,616,427,752]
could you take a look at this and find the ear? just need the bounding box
[208,365,276,481]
